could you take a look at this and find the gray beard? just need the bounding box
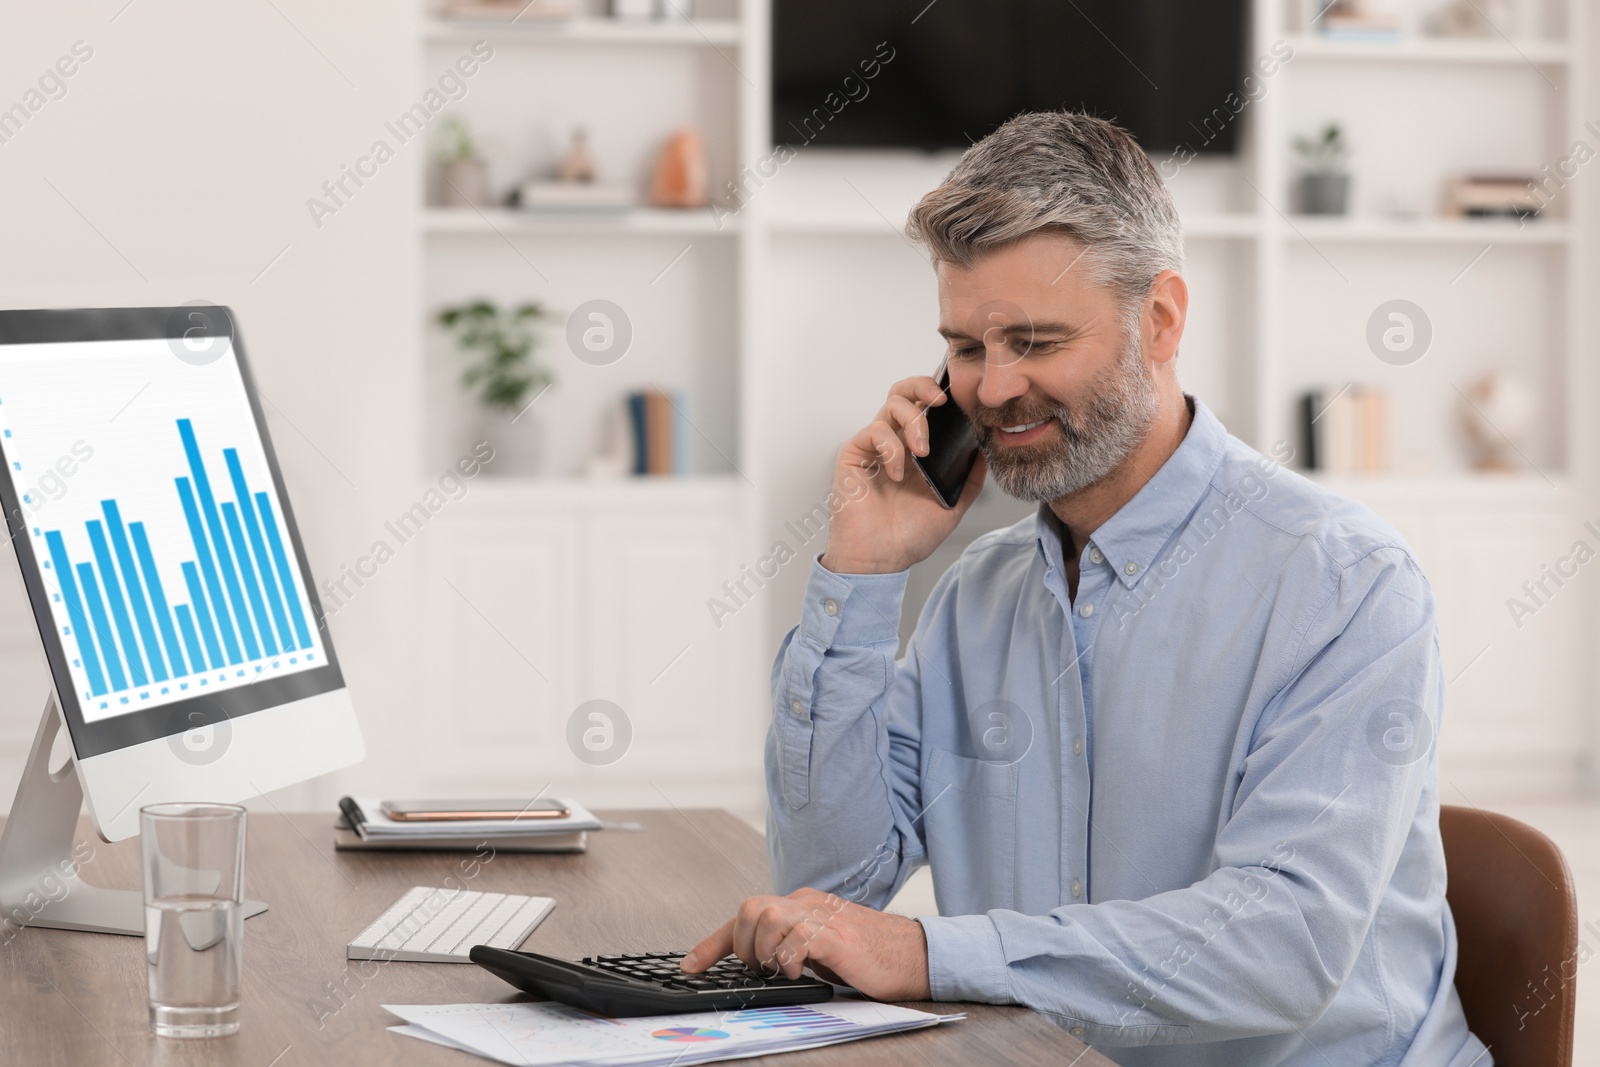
[976,335,1160,503]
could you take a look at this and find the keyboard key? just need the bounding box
[471,895,529,951]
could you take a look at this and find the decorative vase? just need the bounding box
[1459,370,1536,473]
[557,128,598,184]
[1300,171,1350,215]
[441,159,490,208]
[649,129,709,208]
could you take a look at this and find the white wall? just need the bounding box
[0,1,425,810]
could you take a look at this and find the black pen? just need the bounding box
[337,796,368,839]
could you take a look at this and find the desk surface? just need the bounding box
[0,809,1116,1066]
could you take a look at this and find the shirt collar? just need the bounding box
[1033,393,1228,590]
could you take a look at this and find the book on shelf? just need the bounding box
[1443,174,1545,220]
[1297,385,1390,475]
[1312,0,1401,40]
[1318,23,1403,42]
[624,388,689,476]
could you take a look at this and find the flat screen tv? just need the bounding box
[773,0,1249,156]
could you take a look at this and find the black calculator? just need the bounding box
[469,947,835,1017]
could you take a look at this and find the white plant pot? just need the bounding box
[479,411,543,477]
[441,159,490,208]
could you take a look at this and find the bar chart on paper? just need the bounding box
[0,338,327,722]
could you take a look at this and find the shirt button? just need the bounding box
[1073,736,1083,756]
[1088,547,1104,565]
[789,698,804,716]
[1124,561,1138,576]
[1079,602,1094,618]
[1070,1026,1085,1036]
[1071,879,1083,899]
[822,598,840,617]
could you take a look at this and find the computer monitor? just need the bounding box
[0,307,362,883]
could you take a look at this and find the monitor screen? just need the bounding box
[0,309,344,758]
[773,0,1249,155]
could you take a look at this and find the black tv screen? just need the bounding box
[773,0,1249,155]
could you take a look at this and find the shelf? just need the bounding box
[1182,213,1260,239]
[1285,34,1570,65]
[423,206,738,235]
[457,474,746,505]
[759,211,1262,241]
[1306,472,1573,499]
[761,210,1261,240]
[423,17,741,46]
[762,211,909,237]
[1280,216,1571,245]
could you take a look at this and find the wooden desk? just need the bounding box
[0,809,1116,1066]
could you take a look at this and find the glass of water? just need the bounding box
[141,802,247,1038]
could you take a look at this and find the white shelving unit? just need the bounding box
[1254,0,1590,791]
[412,0,767,810]
[408,0,1594,802]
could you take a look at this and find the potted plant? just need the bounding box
[1292,123,1351,216]
[437,300,554,475]
[437,116,489,208]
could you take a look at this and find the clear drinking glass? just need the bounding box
[140,802,247,1038]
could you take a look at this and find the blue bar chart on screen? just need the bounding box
[0,336,328,724]
[42,418,315,709]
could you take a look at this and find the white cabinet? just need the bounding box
[1323,478,1585,793]
[423,479,763,807]
[435,514,580,751]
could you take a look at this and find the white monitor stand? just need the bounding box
[0,694,267,936]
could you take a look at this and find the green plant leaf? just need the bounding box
[437,297,557,412]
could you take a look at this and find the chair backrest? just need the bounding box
[1439,804,1578,1067]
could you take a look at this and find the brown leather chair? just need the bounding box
[1440,804,1579,1067]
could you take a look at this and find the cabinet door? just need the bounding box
[1333,484,1585,791]
[428,516,580,784]
[1416,507,1581,766]
[584,510,744,774]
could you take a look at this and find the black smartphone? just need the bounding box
[910,365,980,509]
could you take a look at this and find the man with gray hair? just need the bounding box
[683,111,1488,1066]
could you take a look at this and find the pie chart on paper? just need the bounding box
[651,1026,731,1042]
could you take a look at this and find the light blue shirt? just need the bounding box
[766,395,1489,1067]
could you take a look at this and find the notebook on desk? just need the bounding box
[332,819,588,852]
[333,796,593,853]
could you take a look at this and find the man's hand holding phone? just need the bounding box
[819,374,986,576]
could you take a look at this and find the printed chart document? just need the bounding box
[384,999,963,1066]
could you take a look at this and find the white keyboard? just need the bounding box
[347,885,555,963]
